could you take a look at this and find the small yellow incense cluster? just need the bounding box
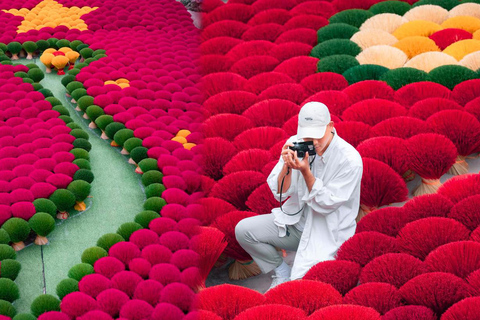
[172,130,196,150]
[104,78,130,89]
[3,0,97,33]
[40,47,79,75]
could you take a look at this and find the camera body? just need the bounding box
[289,141,315,158]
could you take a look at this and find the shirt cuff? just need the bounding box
[301,178,324,202]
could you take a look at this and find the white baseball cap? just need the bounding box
[297,101,331,139]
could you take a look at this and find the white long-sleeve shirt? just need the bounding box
[267,130,363,280]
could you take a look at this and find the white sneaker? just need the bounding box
[267,274,290,291]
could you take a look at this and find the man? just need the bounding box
[235,101,363,290]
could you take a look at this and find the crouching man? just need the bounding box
[235,101,363,290]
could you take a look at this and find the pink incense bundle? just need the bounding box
[204,90,257,115]
[429,28,472,50]
[200,36,243,55]
[246,182,279,214]
[189,226,227,291]
[275,28,317,46]
[244,72,294,95]
[402,193,454,222]
[342,99,407,126]
[270,42,313,62]
[284,13,328,31]
[212,210,260,279]
[451,79,480,106]
[241,23,286,42]
[233,126,287,151]
[396,217,470,260]
[264,280,342,316]
[399,272,475,315]
[233,304,306,320]
[203,114,254,141]
[441,297,480,320]
[303,260,362,296]
[302,90,352,117]
[408,97,463,120]
[202,72,248,98]
[448,195,480,231]
[300,72,349,94]
[258,83,308,105]
[358,158,408,220]
[357,137,412,181]
[226,40,275,61]
[223,149,273,175]
[195,197,236,226]
[196,284,265,320]
[229,55,280,79]
[309,305,380,320]
[242,99,299,127]
[336,231,399,267]
[335,121,372,148]
[427,110,480,175]
[343,282,402,315]
[425,241,480,279]
[210,171,265,210]
[359,253,426,289]
[406,133,457,196]
[342,80,394,104]
[394,82,451,108]
[202,21,251,42]
[438,173,480,204]
[202,137,237,181]
[273,56,318,82]
[356,207,408,237]
[203,4,254,28]
[383,306,436,320]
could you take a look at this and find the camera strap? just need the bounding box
[279,154,316,216]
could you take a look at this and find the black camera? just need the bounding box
[289,141,315,158]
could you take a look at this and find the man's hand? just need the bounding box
[281,143,310,173]
[290,150,310,174]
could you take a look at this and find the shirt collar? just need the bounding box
[319,128,338,163]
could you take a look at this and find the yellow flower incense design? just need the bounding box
[3,0,98,33]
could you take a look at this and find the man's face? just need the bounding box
[303,122,334,155]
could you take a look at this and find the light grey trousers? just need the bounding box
[235,213,302,274]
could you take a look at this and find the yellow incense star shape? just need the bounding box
[3,0,98,33]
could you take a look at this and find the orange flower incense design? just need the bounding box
[3,0,98,33]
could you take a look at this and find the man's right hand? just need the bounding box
[281,143,295,169]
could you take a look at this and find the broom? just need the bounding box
[189,226,227,291]
[406,133,457,196]
[212,211,261,280]
[427,110,480,175]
